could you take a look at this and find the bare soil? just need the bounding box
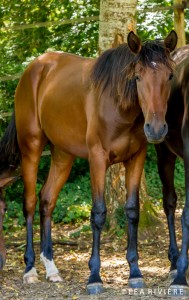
[0,210,188,300]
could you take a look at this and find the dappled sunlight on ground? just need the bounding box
[0,210,188,299]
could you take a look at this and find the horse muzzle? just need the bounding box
[144,122,168,144]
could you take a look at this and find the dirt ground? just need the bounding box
[0,210,188,300]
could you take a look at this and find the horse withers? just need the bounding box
[0,31,177,294]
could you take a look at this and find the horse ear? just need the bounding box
[164,30,177,52]
[0,176,19,188]
[127,31,142,54]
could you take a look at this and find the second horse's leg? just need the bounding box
[155,143,179,279]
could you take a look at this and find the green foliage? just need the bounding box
[4,158,91,229]
[53,174,91,224]
[0,0,99,122]
[137,0,189,41]
[69,224,91,238]
[115,205,127,229]
[145,144,185,203]
[137,0,173,40]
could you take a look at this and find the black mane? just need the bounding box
[91,40,174,110]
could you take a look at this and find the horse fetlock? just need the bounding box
[168,247,179,268]
[40,252,62,281]
[89,256,101,272]
[176,256,188,275]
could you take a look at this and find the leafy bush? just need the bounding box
[145,144,185,203]
[53,174,91,224]
[4,158,91,230]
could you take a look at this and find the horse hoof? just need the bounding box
[23,275,40,284]
[168,270,177,281]
[128,277,146,288]
[47,273,63,282]
[169,285,189,297]
[23,267,40,284]
[87,283,104,295]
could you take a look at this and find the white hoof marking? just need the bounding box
[23,267,39,284]
[40,252,62,281]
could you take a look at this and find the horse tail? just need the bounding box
[0,112,21,176]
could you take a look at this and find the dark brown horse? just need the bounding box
[0,31,177,294]
[155,45,189,296]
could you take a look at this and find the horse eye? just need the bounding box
[4,207,7,213]
[135,75,140,81]
[169,73,173,81]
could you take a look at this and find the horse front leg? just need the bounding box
[155,143,179,280]
[87,146,107,295]
[124,147,146,288]
[40,149,75,282]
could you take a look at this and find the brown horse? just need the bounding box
[0,31,177,294]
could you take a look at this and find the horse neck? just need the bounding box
[98,92,142,125]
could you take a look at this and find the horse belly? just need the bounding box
[41,107,88,158]
[47,128,88,158]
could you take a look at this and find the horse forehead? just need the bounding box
[136,63,169,77]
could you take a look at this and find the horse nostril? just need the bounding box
[144,123,150,135]
[162,123,168,136]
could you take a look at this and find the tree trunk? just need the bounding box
[98,0,137,53]
[174,0,186,47]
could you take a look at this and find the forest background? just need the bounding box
[0,0,188,232]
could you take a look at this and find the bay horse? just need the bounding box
[0,31,177,294]
[155,45,189,295]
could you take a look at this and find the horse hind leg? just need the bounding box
[21,136,47,284]
[39,148,75,282]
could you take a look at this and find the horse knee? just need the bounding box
[125,204,139,224]
[23,195,37,217]
[90,202,107,230]
[163,192,177,215]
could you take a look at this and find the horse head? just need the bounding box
[127,30,177,143]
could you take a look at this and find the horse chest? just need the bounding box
[106,127,146,164]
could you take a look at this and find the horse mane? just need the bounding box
[171,45,189,65]
[91,40,174,110]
